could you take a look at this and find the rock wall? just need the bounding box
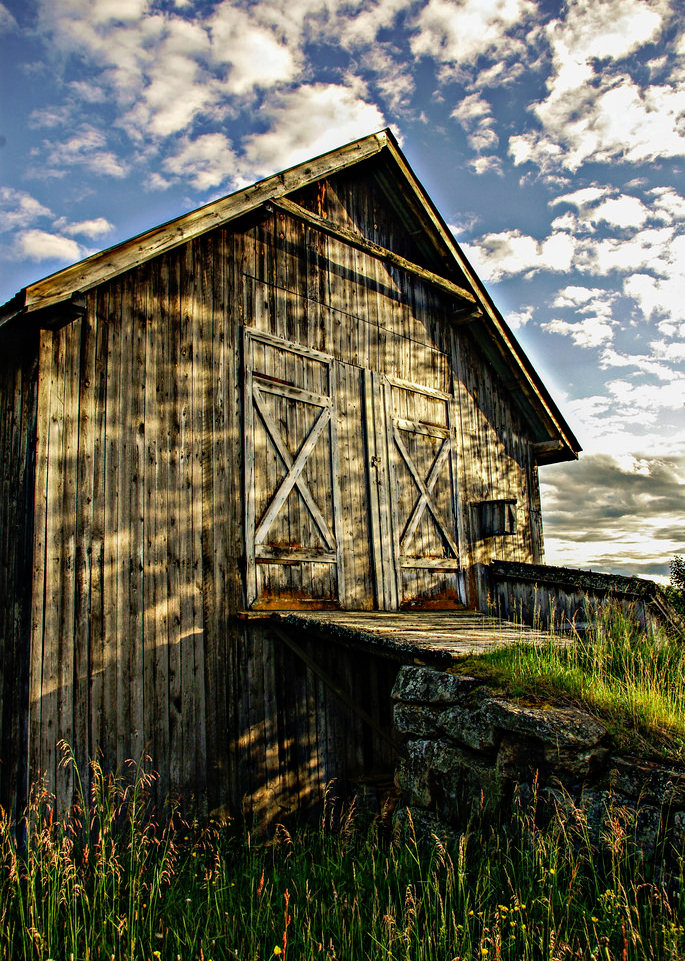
[392,665,685,867]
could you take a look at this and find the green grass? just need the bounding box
[458,604,685,762]
[1,744,685,960]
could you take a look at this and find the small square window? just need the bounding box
[475,499,517,537]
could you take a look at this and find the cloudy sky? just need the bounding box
[1,0,683,582]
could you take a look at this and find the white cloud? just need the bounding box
[590,196,650,229]
[62,217,113,238]
[162,133,238,191]
[649,187,685,223]
[506,306,533,329]
[451,92,499,155]
[542,316,614,348]
[580,226,675,276]
[621,239,685,323]
[552,285,614,310]
[471,154,503,174]
[599,347,675,381]
[607,376,685,419]
[550,186,609,208]
[241,84,385,179]
[547,0,663,65]
[209,4,299,94]
[17,229,82,263]
[36,0,304,146]
[650,339,685,362]
[68,80,107,103]
[29,106,72,129]
[361,46,416,112]
[0,188,53,232]
[464,227,575,281]
[509,0,684,174]
[0,3,17,31]
[411,0,538,67]
[31,125,128,179]
[340,0,411,48]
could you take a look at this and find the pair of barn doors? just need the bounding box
[243,329,462,610]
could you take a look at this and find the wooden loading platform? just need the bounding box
[263,609,553,667]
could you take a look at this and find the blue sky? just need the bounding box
[1,0,683,582]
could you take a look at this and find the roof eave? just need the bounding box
[7,129,390,317]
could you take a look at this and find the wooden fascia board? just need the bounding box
[20,132,389,314]
[381,132,580,459]
[0,290,26,330]
[269,196,478,307]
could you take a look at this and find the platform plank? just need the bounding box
[268,609,554,665]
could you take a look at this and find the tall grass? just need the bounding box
[1,743,684,960]
[466,604,685,760]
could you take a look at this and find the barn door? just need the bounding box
[383,376,462,608]
[243,329,344,609]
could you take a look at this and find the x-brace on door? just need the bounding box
[383,375,462,608]
[243,328,345,609]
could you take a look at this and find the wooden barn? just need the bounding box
[0,129,580,822]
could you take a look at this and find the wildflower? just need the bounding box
[549,869,556,876]
[591,917,599,923]
[153,953,161,960]
[480,949,489,956]
[273,948,283,956]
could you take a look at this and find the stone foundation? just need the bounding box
[392,665,685,868]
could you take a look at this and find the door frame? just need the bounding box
[242,327,345,608]
[365,372,463,609]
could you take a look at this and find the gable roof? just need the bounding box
[0,128,580,463]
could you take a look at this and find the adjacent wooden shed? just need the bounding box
[0,129,580,820]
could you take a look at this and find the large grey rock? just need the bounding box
[394,702,442,738]
[496,735,544,780]
[483,699,607,748]
[391,666,481,705]
[431,744,500,822]
[438,704,498,752]
[395,739,436,807]
[543,743,611,778]
[609,757,685,806]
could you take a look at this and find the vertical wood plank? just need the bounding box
[89,291,108,765]
[73,301,97,787]
[42,326,67,795]
[166,252,182,794]
[116,276,133,773]
[102,287,120,776]
[189,239,207,804]
[130,271,146,763]
[28,331,53,784]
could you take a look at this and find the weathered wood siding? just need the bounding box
[23,161,545,815]
[0,326,38,817]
